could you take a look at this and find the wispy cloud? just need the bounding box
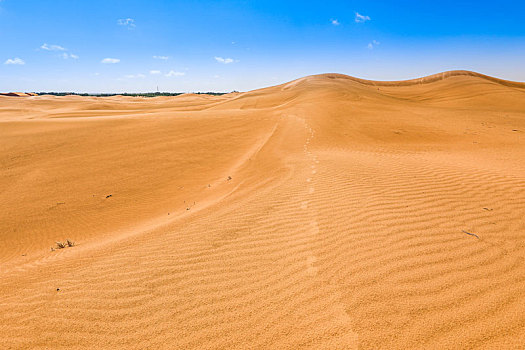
[165,70,184,77]
[124,73,145,79]
[117,18,135,28]
[61,53,79,59]
[153,55,169,60]
[4,57,25,65]
[101,58,120,64]
[40,43,79,61]
[41,43,66,51]
[149,70,161,75]
[331,19,340,26]
[355,12,371,23]
[214,56,237,64]
[367,40,380,49]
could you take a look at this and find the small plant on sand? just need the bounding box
[54,239,75,250]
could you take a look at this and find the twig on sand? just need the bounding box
[462,230,480,239]
[185,201,196,211]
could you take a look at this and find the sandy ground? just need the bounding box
[1,71,524,349]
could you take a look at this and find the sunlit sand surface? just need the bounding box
[1,71,525,349]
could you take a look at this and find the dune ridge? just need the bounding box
[1,71,524,349]
[289,70,525,88]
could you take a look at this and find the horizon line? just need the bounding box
[2,69,525,95]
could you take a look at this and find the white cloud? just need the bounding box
[117,18,135,28]
[331,19,340,26]
[101,58,120,64]
[165,70,184,77]
[355,12,371,23]
[150,70,161,75]
[124,73,146,79]
[4,57,25,65]
[214,56,237,64]
[40,43,78,60]
[153,55,169,60]
[367,40,380,49]
[41,43,66,51]
[61,53,79,59]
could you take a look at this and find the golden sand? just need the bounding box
[1,71,524,348]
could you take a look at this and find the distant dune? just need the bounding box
[0,92,38,97]
[1,71,524,349]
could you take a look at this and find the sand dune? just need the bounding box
[0,92,38,97]
[1,71,524,349]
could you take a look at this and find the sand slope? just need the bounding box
[1,71,525,349]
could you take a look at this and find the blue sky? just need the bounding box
[1,0,524,92]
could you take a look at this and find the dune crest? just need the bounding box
[296,70,525,88]
[1,71,525,349]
